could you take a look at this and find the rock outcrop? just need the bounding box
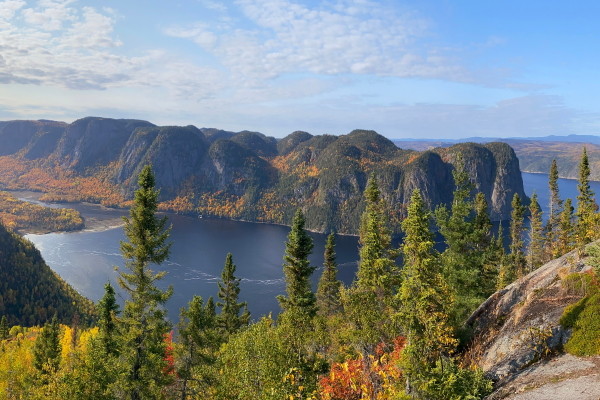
[465,245,600,399]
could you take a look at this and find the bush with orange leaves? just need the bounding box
[318,336,407,400]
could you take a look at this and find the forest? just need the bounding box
[0,147,599,399]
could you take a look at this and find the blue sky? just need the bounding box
[0,0,598,139]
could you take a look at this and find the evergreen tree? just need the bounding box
[546,159,563,259]
[509,193,526,281]
[217,253,250,336]
[316,233,342,317]
[494,225,511,290]
[98,282,120,356]
[397,189,457,395]
[473,192,492,252]
[33,314,61,373]
[576,147,598,248]
[0,315,8,340]
[356,174,398,293]
[527,193,545,273]
[434,158,482,324]
[117,165,173,400]
[557,198,575,256]
[177,295,219,399]
[277,209,317,318]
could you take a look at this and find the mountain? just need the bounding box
[465,243,600,399]
[394,135,600,181]
[0,117,527,234]
[0,222,95,326]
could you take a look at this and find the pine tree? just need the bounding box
[98,282,120,356]
[316,233,342,317]
[0,315,8,340]
[546,160,563,260]
[277,209,317,318]
[576,147,598,248]
[397,189,456,394]
[33,314,61,373]
[527,193,545,273]
[356,174,398,293]
[557,198,575,256]
[509,193,526,281]
[118,165,173,400]
[177,295,219,399]
[217,253,250,336]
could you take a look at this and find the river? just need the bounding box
[21,172,600,322]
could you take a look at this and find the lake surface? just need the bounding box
[22,171,600,322]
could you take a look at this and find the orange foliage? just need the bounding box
[319,337,406,400]
[159,195,195,214]
[197,192,245,218]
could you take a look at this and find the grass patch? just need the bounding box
[560,292,600,356]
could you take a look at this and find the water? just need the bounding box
[22,171,599,322]
[25,210,360,322]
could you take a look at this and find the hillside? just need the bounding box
[0,222,95,326]
[465,243,600,399]
[394,136,600,181]
[0,117,526,234]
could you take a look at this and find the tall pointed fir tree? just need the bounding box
[576,147,598,248]
[118,164,173,400]
[33,314,61,374]
[217,253,250,336]
[397,189,456,395]
[277,208,317,318]
[98,282,120,356]
[527,193,545,273]
[508,193,526,282]
[0,315,8,340]
[316,233,342,317]
[557,198,575,256]
[177,295,219,399]
[473,193,498,297]
[546,159,563,260]
[434,157,482,325]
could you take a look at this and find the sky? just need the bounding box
[0,0,598,139]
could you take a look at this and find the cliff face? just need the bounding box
[0,117,527,233]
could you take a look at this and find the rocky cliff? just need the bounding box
[0,117,527,234]
[465,245,600,399]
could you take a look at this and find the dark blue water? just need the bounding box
[25,213,360,322]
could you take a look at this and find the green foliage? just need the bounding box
[0,316,8,340]
[527,193,545,273]
[0,221,95,327]
[97,282,119,356]
[576,147,599,248]
[316,233,342,317]
[561,292,600,356]
[277,209,317,319]
[557,198,575,255]
[509,193,526,281]
[33,315,61,374]
[217,253,250,336]
[545,159,563,260]
[117,164,173,399]
[398,189,457,392]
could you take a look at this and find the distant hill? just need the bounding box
[394,135,600,181]
[0,222,95,326]
[0,117,527,233]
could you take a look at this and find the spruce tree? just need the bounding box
[33,314,61,373]
[316,233,342,317]
[98,282,120,356]
[527,193,545,273]
[435,157,482,324]
[545,160,563,259]
[177,295,219,399]
[217,253,250,336]
[576,147,598,248]
[397,189,456,394]
[509,193,526,281]
[277,209,316,318]
[356,174,398,293]
[118,165,173,400]
[0,315,8,340]
[558,198,575,256]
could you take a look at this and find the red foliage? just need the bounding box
[163,331,176,377]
